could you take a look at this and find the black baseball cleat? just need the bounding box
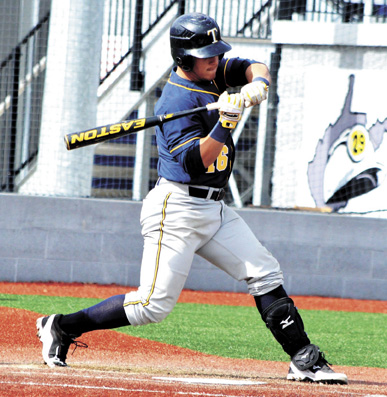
[36,314,87,368]
[287,344,348,384]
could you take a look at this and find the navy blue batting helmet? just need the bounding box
[170,13,232,71]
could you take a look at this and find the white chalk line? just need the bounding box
[153,377,266,385]
[0,380,259,397]
[4,366,264,386]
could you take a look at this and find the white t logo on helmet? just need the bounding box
[207,28,218,43]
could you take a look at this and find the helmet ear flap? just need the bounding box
[176,55,194,72]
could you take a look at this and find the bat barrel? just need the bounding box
[64,116,162,150]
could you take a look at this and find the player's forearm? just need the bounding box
[245,63,272,85]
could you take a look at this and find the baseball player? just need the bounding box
[37,12,347,384]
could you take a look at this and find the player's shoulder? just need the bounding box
[156,71,206,114]
[156,85,198,114]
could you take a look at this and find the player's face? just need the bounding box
[191,56,219,82]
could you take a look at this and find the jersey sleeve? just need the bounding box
[158,113,208,181]
[161,111,204,157]
[216,57,263,90]
[157,83,219,158]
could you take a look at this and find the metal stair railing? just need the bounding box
[100,0,181,86]
[0,11,50,192]
[236,0,277,39]
[100,0,279,87]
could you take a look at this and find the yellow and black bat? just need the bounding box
[64,102,220,150]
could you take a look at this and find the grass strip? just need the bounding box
[0,293,385,368]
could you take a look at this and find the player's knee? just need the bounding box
[247,270,284,295]
[124,290,177,326]
[125,302,172,326]
[143,307,170,324]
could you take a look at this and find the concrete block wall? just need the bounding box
[0,194,385,300]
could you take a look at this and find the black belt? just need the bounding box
[188,186,225,201]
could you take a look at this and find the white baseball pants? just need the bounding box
[124,179,283,326]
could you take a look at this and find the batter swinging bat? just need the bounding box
[64,102,220,150]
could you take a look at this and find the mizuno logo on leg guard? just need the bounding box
[280,316,295,329]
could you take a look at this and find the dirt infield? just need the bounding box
[0,282,386,397]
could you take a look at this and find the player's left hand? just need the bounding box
[218,92,244,129]
[241,78,269,108]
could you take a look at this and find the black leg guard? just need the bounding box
[261,297,310,357]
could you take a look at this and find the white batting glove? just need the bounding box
[218,91,244,129]
[240,77,269,108]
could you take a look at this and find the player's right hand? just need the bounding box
[218,92,244,129]
[241,79,269,108]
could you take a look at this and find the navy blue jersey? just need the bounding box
[154,57,257,188]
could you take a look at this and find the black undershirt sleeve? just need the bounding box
[176,140,206,178]
[216,58,263,89]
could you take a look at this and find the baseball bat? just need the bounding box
[64,102,220,150]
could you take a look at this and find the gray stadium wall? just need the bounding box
[0,194,386,300]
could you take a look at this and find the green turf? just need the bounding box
[1,293,386,368]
